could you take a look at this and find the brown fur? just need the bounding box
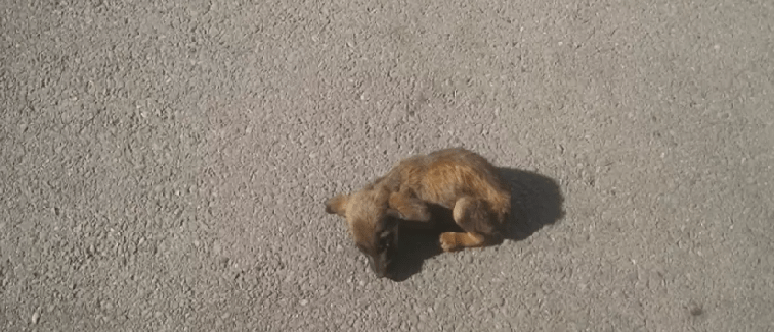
[325,148,511,277]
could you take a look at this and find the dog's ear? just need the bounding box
[325,194,349,217]
[388,192,430,222]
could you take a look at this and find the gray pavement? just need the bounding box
[2,0,773,331]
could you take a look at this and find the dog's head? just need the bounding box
[326,186,401,278]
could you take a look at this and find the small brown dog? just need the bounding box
[325,148,511,278]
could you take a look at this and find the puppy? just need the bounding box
[325,148,511,278]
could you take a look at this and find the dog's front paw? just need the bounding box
[440,232,487,252]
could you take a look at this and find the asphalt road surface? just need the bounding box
[2,1,773,331]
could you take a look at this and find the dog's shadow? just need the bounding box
[388,167,565,281]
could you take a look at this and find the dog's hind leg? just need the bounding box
[440,196,495,252]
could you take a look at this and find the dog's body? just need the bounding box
[325,148,511,278]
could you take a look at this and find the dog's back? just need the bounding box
[384,148,511,229]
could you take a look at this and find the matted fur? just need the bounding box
[326,148,511,278]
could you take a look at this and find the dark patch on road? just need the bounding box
[387,168,565,281]
[499,167,565,241]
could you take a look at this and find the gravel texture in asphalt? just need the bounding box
[2,1,773,331]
